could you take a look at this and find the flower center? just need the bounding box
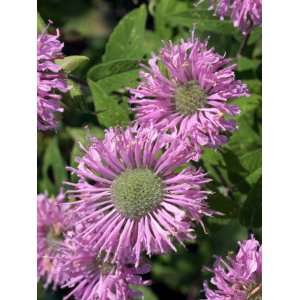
[174,80,207,115]
[96,253,115,276]
[111,168,163,219]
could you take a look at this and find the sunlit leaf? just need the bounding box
[37,12,46,33]
[88,80,129,127]
[102,5,147,62]
[56,55,89,73]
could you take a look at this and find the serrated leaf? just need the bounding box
[97,70,139,94]
[202,148,225,166]
[222,150,250,193]
[208,219,248,255]
[37,12,46,34]
[234,94,261,114]
[209,192,239,217]
[88,80,129,127]
[244,80,262,95]
[227,120,261,155]
[88,59,141,82]
[202,148,227,183]
[239,177,262,228]
[64,79,89,113]
[56,55,89,73]
[246,167,262,185]
[102,5,147,62]
[248,27,262,45]
[169,12,239,35]
[240,148,262,174]
[237,56,260,71]
[41,137,67,194]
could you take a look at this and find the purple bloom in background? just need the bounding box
[130,32,249,153]
[211,0,262,35]
[37,27,68,131]
[37,191,69,289]
[204,235,262,300]
[61,238,151,300]
[67,125,215,265]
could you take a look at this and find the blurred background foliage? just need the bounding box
[37,0,261,299]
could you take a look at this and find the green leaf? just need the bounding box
[88,80,129,127]
[202,148,225,166]
[235,94,261,116]
[227,120,261,155]
[209,192,239,217]
[41,137,67,194]
[208,219,248,255]
[56,55,89,73]
[244,80,262,95]
[248,27,262,45]
[37,12,46,33]
[63,79,89,113]
[66,126,104,144]
[237,56,260,71]
[240,148,262,174]
[154,0,188,39]
[222,150,250,193]
[246,167,262,185]
[169,11,239,35]
[97,70,139,94]
[202,148,227,183]
[144,30,163,53]
[239,177,262,228]
[102,5,147,62]
[66,127,104,179]
[88,59,141,82]
[37,282,46,300]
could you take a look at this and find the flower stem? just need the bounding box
[237,33,250,58]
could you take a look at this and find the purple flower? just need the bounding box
[61,238,151,300]
[204,235,262,300]
[37,26,68,131]
[210,0,262,35]
[37,191,70,289]
[129,32,249,152]
[67,125,214,265]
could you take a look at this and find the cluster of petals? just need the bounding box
[210,0,262,35]
[66,125,215,266]
[37,27,68,131]
[61,236,151,300]
[37,191,70,289]
[204,235,262,300]
[130,32,249,153]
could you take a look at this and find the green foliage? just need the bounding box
[87,59,141,94]
[154,0,189,39]
[37,12,46,33]
[88,80,130,127]
[38,0,262,298]
[239,177,262,228]
[102,5,147,62]
[56,55,89,73]
[40,137,67,195]
[88,59,141,82]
